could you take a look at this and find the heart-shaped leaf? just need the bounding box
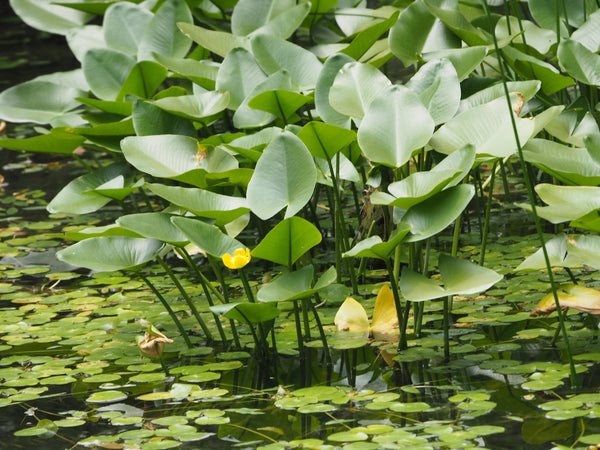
[329,61,391,119]
[247,130,316,220]
[252,217,322,267]
[401,254,502,301]
[358,85,435,167]
[210,303,280,324]
[402,184,475,242]
[47,162,130,214]
[407,59,460,125]
[103,2,152,56]
[117,213,189,245]
[251,34,323,90]
[56,237,163,272]
[257,265,336,302]
[171,216,243,258]
[343,224,411,260]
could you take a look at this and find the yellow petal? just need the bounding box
[370,285,399,341]
[222,247,251,269]
[334,297,369,333]
[222,252,235,269]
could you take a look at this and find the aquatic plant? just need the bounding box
[2,0,600,446]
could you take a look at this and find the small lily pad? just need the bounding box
[87,390,128,403]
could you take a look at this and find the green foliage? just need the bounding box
[4,1,600,445]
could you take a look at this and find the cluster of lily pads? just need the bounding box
[3,0,600,447]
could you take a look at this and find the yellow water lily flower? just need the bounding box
[222,247,251,269]
[137,326,174,358]
[334,285,399,365]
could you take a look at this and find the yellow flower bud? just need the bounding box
[222,247,251,269]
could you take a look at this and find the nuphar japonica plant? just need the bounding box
[3,0,600,388]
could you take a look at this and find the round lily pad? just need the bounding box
[87,390,128,403]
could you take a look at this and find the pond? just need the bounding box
[2,2,600,450]
[2,157,599,449]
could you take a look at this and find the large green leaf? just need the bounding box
[389,0,453,66]
[66,24,104,62]
[341,10,399,61]
[132,101,196,137]
[314,53,353,128]
[152,54,218,90]
[407,59,460,125]
[557,39,600,86]
[315,152,361,185]
[422,46,487,81]
[171,216,243,257]
[0,80,84,124]
[10,0,92,35]
[329,61,390,119]
[545,110,599,147]
[251,34,323,90]
[210,302,280,324]
[257,265,336,302]
[137,0,193,61]
[528,0,597,31]
[117,61,168,101]
[47,162,130,214]
[343,224,411,260]
[401,254,502,301]
[149,91,230,121]
[117,213,189,246]
[502,46,575,95]
[357,85,435,167]
[423,0,487,46]
[231,0,310,38]
[252,217,322,266]
[246,131,316,220]
[146,183,249,226]
[430,96,535,158]
[495,17,556,55]
[297,121,357,160]
[458,80,541,113]
[233,70,294,129]
[518,184,600,224]
[565,235,600,269]
[0,128,85,154]
[177,22,250,58]
[381,169,461,209]
[56,237,163,272]
[216,48,267,110]
[370,144,474,208]
[571,9,600,53]
[402,184,475,242]
[103,2,152,56]
[121,134,237,179]
[523,139,600,186]
[248,90,311,123]
[515,235,581,271]
[83,48,136,101]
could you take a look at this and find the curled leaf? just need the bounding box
[531,284,600,317]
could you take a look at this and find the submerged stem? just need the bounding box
[138,272,193,348]
[157,256,213,343]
